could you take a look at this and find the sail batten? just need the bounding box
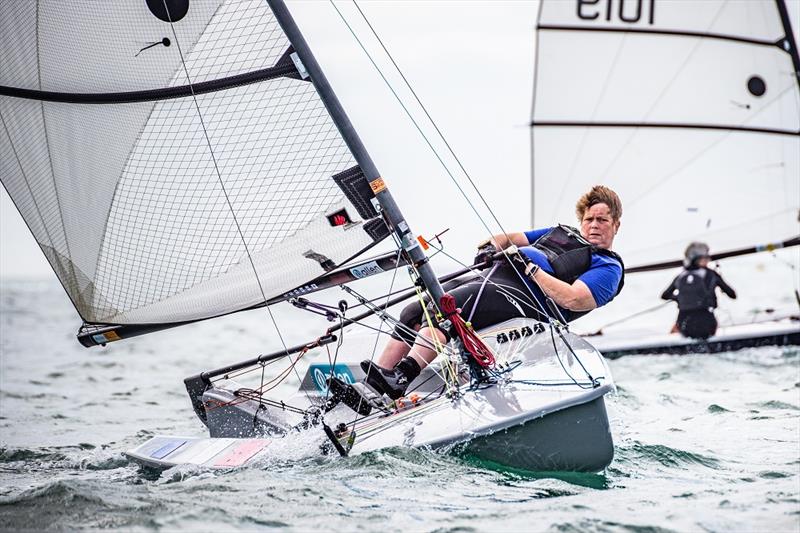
[530,122,800,136]
[1,0,392,333]
[0,62,300,104]
[537,25,788,49]
[625,235,800,274]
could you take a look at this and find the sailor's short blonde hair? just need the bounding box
[575,185,622,223]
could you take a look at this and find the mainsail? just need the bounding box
[531,0,800,268]
[0,1,407,341]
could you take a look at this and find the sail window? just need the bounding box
[146,0,190,23]
[747,76,766,97]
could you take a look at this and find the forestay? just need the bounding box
[532,0,800,267]
[0,0,389,328]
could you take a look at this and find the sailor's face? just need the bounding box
[580,203,618,249]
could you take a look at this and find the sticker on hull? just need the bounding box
[309,364,356,393]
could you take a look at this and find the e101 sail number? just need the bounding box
[577,0,655,25]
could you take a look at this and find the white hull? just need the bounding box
[127,319,616,473]
[585,315,799,358]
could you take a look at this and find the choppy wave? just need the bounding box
[707,404,732,413]
[717,345,800,367]
[615,442,721,470]
[0,447,68,464]
[0,480,161,530]
[549,519,680,533]
[755,400,799,411]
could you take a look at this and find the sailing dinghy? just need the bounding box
[128,317,615,472]
[531,0,800,356]
[1,1,615,472]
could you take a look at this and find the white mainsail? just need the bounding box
[0,0,390,327]
[532,0,800,268]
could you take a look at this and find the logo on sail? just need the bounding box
[350,261,384,279]
[327,209,352,227]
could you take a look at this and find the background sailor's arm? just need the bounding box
[660,279,678,301]
[530,270,597,311]
[715,273,737,299]
[480,232,530,249]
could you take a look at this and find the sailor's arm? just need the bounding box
[660,279,677,300]
[715,273,737,299]
[480,232,530,249]
[530,269,597,311]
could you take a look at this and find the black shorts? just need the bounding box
[391,263,548,344]
[677,309,717,340]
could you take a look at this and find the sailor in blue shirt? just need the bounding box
[354,185,625,402]
[517,226,623,321]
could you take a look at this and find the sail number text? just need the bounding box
[577,0,655,25]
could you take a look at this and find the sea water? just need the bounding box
[0,279,798,531]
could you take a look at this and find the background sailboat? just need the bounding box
[531,0,800,355]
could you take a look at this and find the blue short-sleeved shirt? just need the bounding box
[516,227,622,320]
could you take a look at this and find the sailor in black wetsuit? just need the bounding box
[661,242,737,340]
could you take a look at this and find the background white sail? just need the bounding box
[0,0,389,326]
[532,0,800,268]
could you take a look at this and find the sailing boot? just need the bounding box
[325,376,373,416]
[360,357,421,400]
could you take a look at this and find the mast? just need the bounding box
[529,0,545,229]
[267,0,446,307]
[775,0,800,88]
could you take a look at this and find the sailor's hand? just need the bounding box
[473,242,497,267]
[507,247,538,278]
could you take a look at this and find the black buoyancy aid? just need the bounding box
[532,224,625,300]
[674,269,716,311]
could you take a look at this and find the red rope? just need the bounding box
[439,293,494,368]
